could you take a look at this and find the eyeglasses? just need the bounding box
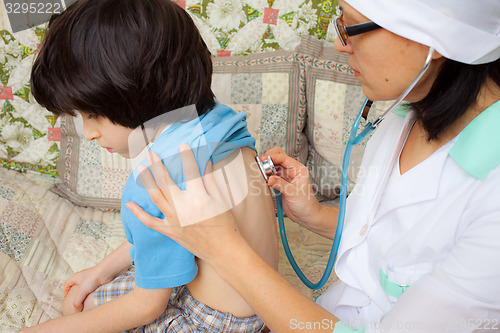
[335,10,381,46]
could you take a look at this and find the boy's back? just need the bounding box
[188,146,278,317]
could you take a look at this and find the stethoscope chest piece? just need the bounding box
[255,155,277,182]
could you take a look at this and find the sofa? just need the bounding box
[0,2,390,330]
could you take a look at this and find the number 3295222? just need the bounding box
[5,2,62,14]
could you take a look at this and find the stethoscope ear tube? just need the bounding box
[262,47,435,289]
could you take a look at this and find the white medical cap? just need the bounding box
[344,0,500,64]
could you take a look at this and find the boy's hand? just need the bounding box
[63,268,103,314]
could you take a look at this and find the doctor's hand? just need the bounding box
[262,147,324,230]
[125,144,245,263]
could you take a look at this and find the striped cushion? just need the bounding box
[299,36,388,199]
[53,114,131,211]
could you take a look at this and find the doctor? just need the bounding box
[126,0,500,331]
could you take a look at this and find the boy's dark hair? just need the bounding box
[31,0,215,129]
[411,57,500,141]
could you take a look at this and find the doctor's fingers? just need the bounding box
[262,146,286,157]
[136,165,178,224]
[145,151,176,192]
[178,143,208,193]
[202,160,225,203]
[262,147,307,180]
[126,200,179,234]
[268,171,311,198]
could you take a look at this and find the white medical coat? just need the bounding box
[317,101,500,333]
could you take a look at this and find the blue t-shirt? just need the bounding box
[120,104,256,289]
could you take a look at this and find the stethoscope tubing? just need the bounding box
[277,98,373,290]
[276,47,435,290]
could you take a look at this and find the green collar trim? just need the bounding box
[391,103,411,117]
[449,100,500,179]
[390,100,500,179]
[334,321,366,333]
[379,269,410,299]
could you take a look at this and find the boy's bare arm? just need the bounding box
[63,241,133,314]
[23,286,172,333]
[93,241,133,282]
[227,147,279,267]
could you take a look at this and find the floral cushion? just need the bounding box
[175,0,337,56]
[0,28,60,177]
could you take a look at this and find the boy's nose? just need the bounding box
[83,127,100,141]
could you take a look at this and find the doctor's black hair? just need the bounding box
[410,57,500,141]
[30,0,215,129]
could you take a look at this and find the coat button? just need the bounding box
[359,224,369,237]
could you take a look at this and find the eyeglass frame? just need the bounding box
[335,10,381,46]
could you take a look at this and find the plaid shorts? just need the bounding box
[93,266,265,333]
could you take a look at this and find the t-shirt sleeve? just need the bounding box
[119,105,253,290]
[121,181,197,289]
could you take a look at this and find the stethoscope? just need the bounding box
[256,47,435,289]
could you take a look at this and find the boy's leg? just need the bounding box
[150,286,265,333]
[91,269,265,333]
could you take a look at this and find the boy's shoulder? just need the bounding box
[121,103,256,207]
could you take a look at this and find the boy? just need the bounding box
[27,0,278,332]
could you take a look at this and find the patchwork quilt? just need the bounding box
[0,167,336,331]
[0,168,125,331]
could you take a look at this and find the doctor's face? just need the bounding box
[334,0,442,103]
